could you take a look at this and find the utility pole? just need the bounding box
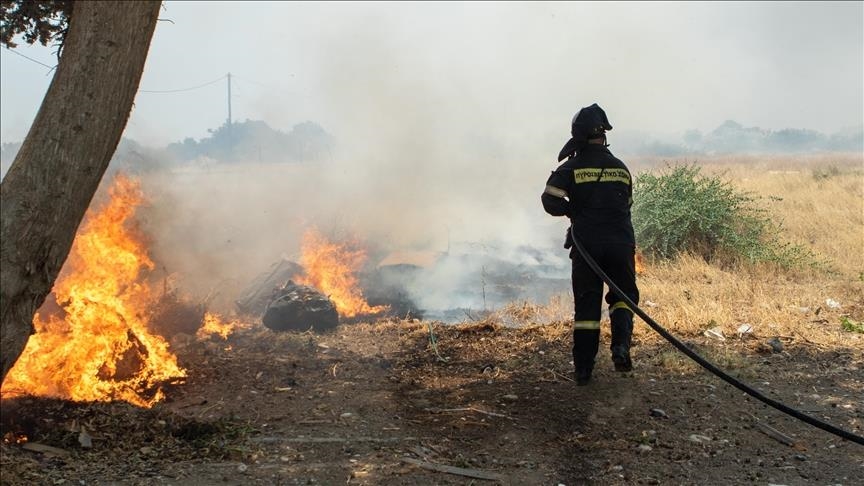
[226,72,232,129]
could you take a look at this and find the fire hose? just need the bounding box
[569,228,864,446]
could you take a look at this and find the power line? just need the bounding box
[3,47,56,71]
[231,74,298,97]
[4,47,226,95]
[232,74,275,90]
[138,74,227,94]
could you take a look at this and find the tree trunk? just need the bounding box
[0,1,162,383]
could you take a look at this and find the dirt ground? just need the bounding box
[2,318,862,485]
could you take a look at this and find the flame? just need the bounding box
[2,432,28,445]
[635,247,646,275]
[295,228,386,318]
[197,312,237,340]
[1,175,185,408]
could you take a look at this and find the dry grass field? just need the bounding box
[634,153,863,347]
[499,153,864,348]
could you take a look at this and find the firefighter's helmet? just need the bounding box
[558,103,613,161]
[571,103,612,139]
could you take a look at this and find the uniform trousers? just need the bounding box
[570,239,639,373]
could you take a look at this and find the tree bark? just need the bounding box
[0,1,162,383]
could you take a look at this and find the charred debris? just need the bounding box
[235,242,570,330]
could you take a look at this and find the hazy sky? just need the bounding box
[1,1,862,148]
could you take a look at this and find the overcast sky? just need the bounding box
[1,1,862,148]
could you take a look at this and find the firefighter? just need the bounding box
[541,103,639,386]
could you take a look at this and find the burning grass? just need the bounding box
[1,176,186,408]
[296,228,388,319]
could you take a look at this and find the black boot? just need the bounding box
[575,368,592,386]
[610,310,634,372]
[573,329,599,386]
[611,346,632,372]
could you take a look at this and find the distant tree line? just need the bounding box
[618,120,863,157]
[3,119,860,179]
[1,119,335,179]
[164,119,334,164]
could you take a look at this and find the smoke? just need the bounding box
[4,2,861,318]
[133,12,572,317]
[305,10,564,247]
[133,133,569,316]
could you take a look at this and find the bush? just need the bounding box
[841,316,864,334]
[632,163,815,268]
[812,165,841,181]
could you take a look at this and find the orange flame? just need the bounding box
[295,228,386,318]
[2,432,28,445]
[196,312,237,340]
[635,247,646,275]
[1,175,185,408]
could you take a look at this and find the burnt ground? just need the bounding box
[1,320,862,485]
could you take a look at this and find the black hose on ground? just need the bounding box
[569,229,864,446]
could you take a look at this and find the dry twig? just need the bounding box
[425,407,513,420]
[748,414,807,450]
[545,368,575,382]
[401,457,506,482]
[253,436,419,444]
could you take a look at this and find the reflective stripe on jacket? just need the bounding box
[541,144,635,245]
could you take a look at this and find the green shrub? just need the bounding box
[812,165,841,180]
[632,163,816,268]
[841,316,864,334]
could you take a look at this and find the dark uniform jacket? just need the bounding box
[541,144,635,246]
